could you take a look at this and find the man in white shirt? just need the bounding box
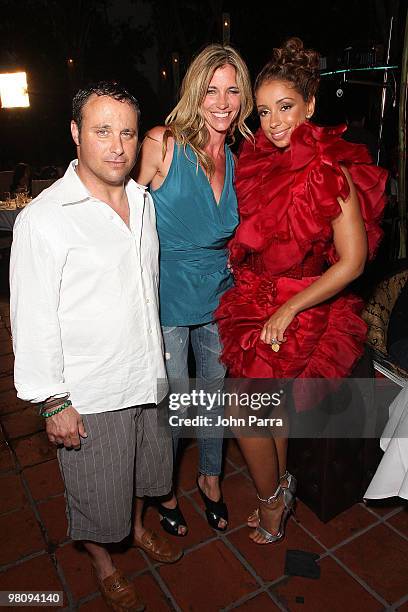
[10,82,181,612]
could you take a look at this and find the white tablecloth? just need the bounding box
[365,384,408,500]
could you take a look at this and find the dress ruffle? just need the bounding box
[230,122,387,271]
[216,122,387,406]
[217,271,366,379]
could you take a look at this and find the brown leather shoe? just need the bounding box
[133,528,183,563]
[99,570,145,611]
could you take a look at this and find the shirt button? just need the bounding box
[148,328,152,334]
[146,298,150,303]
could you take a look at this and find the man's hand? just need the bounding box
[45,406,87,449]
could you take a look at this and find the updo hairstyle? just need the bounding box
[255,38,320,102]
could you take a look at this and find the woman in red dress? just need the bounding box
[216,38,387,544]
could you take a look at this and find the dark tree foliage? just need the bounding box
[0,0,403,166]
[0,0,155,165]
[131,0,401,82]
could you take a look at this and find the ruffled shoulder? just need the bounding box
[231,122,387,270]
[294,122,387,260]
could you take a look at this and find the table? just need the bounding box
[365,384,408,500]
[0,197,31,231]
[0,208,21,232]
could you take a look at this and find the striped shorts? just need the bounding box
[58,405,172,543]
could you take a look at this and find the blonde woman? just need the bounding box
[135,44,252,536]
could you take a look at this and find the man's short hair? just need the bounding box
[72,81,140,131]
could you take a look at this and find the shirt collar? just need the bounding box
[59,160,148,206]
[59,160,91,206]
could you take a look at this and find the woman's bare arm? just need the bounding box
[133,125,173,189]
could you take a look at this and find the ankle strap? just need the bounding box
[257,484,282,504]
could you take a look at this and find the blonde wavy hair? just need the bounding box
[164,44,253,176]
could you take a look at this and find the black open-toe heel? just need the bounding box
[156,501,188,537]
[196,476,228,532]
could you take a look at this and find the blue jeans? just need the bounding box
[162,322,226,476]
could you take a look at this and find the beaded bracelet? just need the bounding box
[38,394,69,415]
[40,400,72,419]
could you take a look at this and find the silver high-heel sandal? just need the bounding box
[280,470,297,496]
[247,471,297,527]
[253,484,294,544]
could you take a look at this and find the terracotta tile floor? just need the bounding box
[1,306,408,611]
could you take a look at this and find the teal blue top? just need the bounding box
[151,143,238,326]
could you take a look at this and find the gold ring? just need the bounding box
[271,339,280,352]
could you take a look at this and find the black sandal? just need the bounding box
[196,476,228,532]
[156,501,188,537]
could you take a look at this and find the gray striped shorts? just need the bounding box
[58,405,172,543]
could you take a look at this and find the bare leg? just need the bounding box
[226,385,290,543]
[276,437,289,481]
[236,437,280,500]
[133,497,145,540]
[248,396,290,519]
[235,435,288,544]
[247,435,288,526]
[274,396,289,482]
[83,541,116,581]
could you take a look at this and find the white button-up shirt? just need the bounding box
[10,161,167,414]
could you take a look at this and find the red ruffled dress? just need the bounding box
[215,122,387,396]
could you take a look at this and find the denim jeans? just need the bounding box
[162,322,226,476]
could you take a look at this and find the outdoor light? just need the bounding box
[161,69,167,78]
[67,58,74,65]
[0,72,30,108]
[171,53,180,103]
[222,12,230,45]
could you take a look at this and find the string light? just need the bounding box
[321,65,398,76]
